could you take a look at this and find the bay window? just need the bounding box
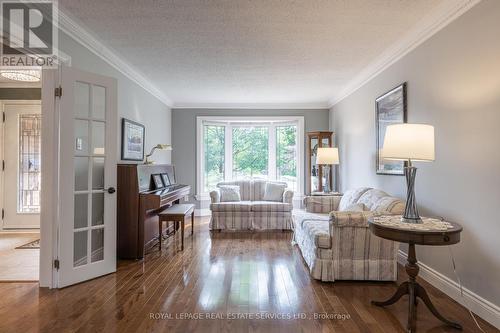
[197,117,304,197]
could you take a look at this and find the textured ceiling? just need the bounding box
[59,0,444,107]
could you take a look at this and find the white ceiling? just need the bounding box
[58,0,450,108]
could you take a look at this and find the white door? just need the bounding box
[2,102,41,229]
[58,66,117,288]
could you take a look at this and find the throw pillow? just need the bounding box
[339,202,366,212]
[263,182,287,202]
[219,185,241,202]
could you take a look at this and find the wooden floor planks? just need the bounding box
[0,217,497,333]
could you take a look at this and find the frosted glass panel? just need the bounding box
[92,86,106,120]
[92,157,104,189]
[74,230,88,267]
[74,194,88,229]
[74,157,89,191]
[92,121,105,155]
[75,82,90,118]
[74,120,89,155]
[91,228,104,262]
[91,193,104,226]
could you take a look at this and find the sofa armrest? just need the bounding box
[303,195,342,213]
[209,189,220,203]
[328,211,399,279]
[283,190,294,204]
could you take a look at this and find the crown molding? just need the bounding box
[57,8,173,108]
[328,0,482,108]
[172,101,330,110]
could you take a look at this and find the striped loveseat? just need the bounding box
[293,187,404,282]
[209,180,294,231]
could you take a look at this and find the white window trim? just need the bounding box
[196,116,304,200]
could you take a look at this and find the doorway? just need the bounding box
[0,99,42,281]
[0,67,118,287]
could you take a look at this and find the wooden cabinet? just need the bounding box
[306,131,334,194]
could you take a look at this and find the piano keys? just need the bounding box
[117,164,190,259]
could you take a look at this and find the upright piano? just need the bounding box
[117,164,190,259]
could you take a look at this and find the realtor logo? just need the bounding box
[1,0,57,67]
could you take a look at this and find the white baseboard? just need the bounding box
[397,250,500,329]
[195,209,211,217]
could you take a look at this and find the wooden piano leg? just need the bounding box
[181,218,185,251]
[191,211,195,235]
[158,220,162,251]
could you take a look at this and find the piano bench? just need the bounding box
[158,204,195,251]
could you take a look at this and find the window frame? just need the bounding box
[196,116,304,200]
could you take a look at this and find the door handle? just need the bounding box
[106,187,116,194]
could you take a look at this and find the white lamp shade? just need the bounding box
[382,124,435,161]
[316,147,339,165]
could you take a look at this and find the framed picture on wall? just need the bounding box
[121,118,145,161]
[376,83,407,175]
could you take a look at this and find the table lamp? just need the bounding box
[144,144,172,164]
[382,124,435,223]
[316,147,339,193]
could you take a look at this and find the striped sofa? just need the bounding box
[293,187,404,282]
[209,180,294,231]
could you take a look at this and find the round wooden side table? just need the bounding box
[368,215,463,332]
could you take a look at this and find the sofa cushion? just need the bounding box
[252,180,287,201]
[251,201,293,212]
[372,197,405,214]
[219,185,241,202]
[210,201,252,212]
[217,181,252,201]
[357,189,389,210]
[340,202,367,212]
[262,182,287,202]
[338,187,371,211]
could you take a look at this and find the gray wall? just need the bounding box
[330,0,500,307]
[59,31,172,164]
[172,108,330,207]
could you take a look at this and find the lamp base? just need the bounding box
[402,164,422,224]
[400,216,423,224]
[322,165,331,193]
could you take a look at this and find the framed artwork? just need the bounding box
[152,174,164,189]
[161,173,171,187]
[376,83,407,175]
[121,118,145,161]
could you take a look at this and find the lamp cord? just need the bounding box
[447,246,485,332]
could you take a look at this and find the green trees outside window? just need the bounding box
[276,125,297,190]
[232,126,268,180]
[203,125,225,192]
[202,122,299,193]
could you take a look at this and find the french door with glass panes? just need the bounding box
[58,66,117,288]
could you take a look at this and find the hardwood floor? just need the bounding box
[0,232,39,281]
[0,217,497,333]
